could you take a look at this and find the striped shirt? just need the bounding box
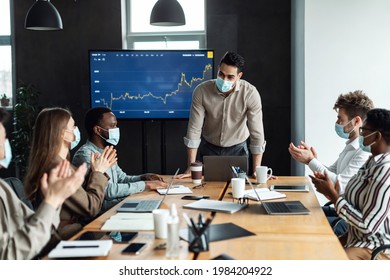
[335,153,390,252]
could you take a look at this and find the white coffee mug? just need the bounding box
[231,177,246,198]
[256,166,273,184]
[152,209,169,239]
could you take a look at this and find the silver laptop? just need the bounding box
[116,168,179,213]
[203,156,248,182]
[244,174,310,215]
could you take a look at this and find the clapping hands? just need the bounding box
[90,145,117,173]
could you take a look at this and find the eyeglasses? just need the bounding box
[192,182,206,189]
[359,127,376,135]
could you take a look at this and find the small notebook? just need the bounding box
[48,240,113,258]
[156,185,192,195]
[183,199,247,214]
[243,188,286,201]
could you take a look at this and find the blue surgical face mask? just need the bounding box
[216,77,235,93]
[65,126,81,150]
[334,119,354,139]
[98,127,120,146]
[359,131,377,153]
[71,126,81,150]
[0,139,12,169]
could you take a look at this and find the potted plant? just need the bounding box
[1,93,10,107]
[11,82,40,179]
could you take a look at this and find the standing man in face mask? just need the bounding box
[72,107,167,212]
[288,90,374,235]
[179,51,266,178]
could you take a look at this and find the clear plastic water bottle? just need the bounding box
[166,203,180,258]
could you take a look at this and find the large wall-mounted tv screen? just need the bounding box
[89,50,214,119]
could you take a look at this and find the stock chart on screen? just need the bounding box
[89,50,214,119]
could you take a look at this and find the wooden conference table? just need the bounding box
[70,176,348,260]
[67,176,347,260]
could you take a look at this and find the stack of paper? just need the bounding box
[244,188,286,201]
[48,240,113,258]
[101,212,154,230]
[156,185,192,195]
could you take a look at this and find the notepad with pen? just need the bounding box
[47,240,113,258]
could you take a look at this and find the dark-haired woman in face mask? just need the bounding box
[310,108,390,260]
[24,107,117,241]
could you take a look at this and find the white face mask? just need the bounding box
[98,127,120,146]
[0,139,12,168]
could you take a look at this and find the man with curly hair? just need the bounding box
[288,90,374,235]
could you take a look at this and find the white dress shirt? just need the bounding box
[308,137,370,195]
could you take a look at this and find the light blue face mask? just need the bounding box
[0,139,12,169]
[216,77,234,93]
[71,126,81,150]
[359,131,377,153]
[334,119,354,139]
[98,127,120,146]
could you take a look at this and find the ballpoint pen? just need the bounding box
[62,245,99,249]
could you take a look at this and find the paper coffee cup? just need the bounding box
[190,162,203,184]
[231,178,245,198]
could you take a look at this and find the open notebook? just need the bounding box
[116,168,179,213]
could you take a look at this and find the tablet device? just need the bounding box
[79,231,138,243]
[270,185,309,192]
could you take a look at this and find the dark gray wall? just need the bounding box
[10,0,291,178]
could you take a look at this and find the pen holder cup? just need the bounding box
[188,224,210,253]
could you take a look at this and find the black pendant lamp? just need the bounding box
[150,0,186,26]
[25,0,63,30]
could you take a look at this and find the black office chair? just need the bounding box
[3,177,33,210]
[371,244,390,260]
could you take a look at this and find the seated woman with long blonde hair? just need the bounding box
[24,107,117,240]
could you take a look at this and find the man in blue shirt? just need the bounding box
[72,107,167,212]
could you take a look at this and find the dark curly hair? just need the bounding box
[366,108,390,145]
[219,51,245,73]
[333,90,374,120]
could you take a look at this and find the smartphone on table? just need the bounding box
[121,243,147,255]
